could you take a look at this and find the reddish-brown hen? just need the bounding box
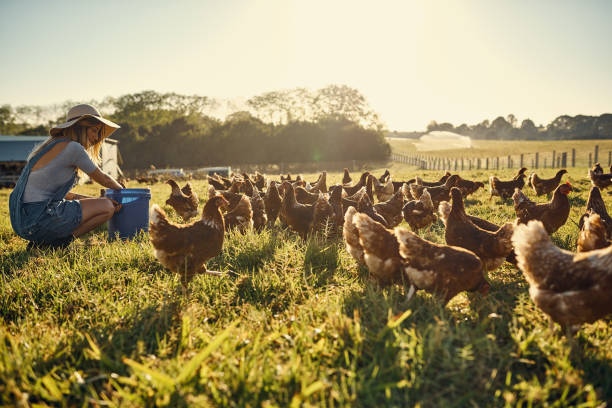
[529,169,567,196]
[373,188,405,228]
[512,220,612,332]
[402,188,437,232]
[513,183,571,234]
[149,196,228,285]
[165,179,199,221]
[440,188,514,271]
[489,167,528,200]
[394,227,489,304]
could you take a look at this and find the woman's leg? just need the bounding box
[73,198,115,237]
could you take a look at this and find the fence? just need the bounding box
[391,145,610,171]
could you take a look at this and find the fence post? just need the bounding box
[461,158,464,171]
[469,159,472,170]
[552,150,556,169]
[572,149,576,167]
[594,145,599,164]
[495,157,499,170]
[507,155,511,169]
[588,153,592,168]
[557,156,560,168]
[477,158,481,170]
[485,158,489,170]
[535,152,539,169]
[520,154,524,168]
[544,158,547,168]
[561,152,567,168]
[609,151,611,167]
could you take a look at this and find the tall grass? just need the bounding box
[1,166,611,406]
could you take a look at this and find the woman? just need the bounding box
[9,104,125,248]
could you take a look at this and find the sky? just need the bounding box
[1,0,611,131]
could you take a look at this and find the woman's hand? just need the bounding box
[107,198,122,212]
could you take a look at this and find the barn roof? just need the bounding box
[0,135,117,162]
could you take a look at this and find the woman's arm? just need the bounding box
[88,168,124,190]
[65,192,94,200]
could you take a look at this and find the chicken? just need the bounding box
[208,185,242,209]
[578,187,612,239]
[351,212,405,286]
[253,172,266,190]
[165,179,199,221]
[309,171,327,193]
[528,169,568,196]
[310,193,335,235]
[589,168,612,190]
[417,172,452,187]
[489,169,527,201]
[369,175,395,202]
[392,179,416,194]
[365,173,375,203]
[224,194,253,233]
[343,206,365,265]
[591,163,604,175]
[512,220,612,331]
[295,186,319,204]
[577,212,611,252]
[345,186,367,203]
[149,195,228,284]
[379,169,391,184]
[207,175,227,191]
[343,172,370,196]
[402,188,437,232]
[250,186,267,231]
[280,181,322,239]
[342,168,352,186]
[357,194,389,227]
[394,227,489,304]
[440,187,514,271]
[454,176,485,197]
[328,185,345,229]
[264,180,282,227]
[373,188,405,228]
[410,174,460,207]
[513,183,572,234]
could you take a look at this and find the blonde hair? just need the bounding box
[27,119,105,168]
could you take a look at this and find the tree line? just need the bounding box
[0,86,390,169]
[423,113,612,140]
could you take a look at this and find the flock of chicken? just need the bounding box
[148,164,612,333]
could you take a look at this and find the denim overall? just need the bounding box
[9,139,82,245]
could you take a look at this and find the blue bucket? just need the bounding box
[104,188,151,240]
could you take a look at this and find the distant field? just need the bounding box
[388,138,612,167]
[1,165,611,406]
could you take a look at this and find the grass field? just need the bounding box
[388,138,612,168]
[1,166,611,407]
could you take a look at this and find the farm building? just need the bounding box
[0,135,121,187]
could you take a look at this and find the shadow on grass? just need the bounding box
[0,249,35,278]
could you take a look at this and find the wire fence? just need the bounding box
[391,145,610,171]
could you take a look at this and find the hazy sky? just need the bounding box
[1,0,611,130]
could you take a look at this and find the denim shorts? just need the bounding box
[22,199,83,244]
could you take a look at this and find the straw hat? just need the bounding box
[50,104,120,138]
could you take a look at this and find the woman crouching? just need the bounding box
[9,104,124,249]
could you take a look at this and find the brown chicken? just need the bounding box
[264,181,283,227]
[373,188,405,228]
[588,168,612,190]
[207,175,227,191]
[392,179,416,194]
[369,175,395,202]
[379,169,391,184]
[208,186,242,210]
[253,172,266,190]
[280,181,326,239]
[250,186,267,231]
[577,212,611,252]
[328,185,346,229]
[149,196,228,284]
[224,194,253,233]
[513,183,572,234]
[309,171,327,193]
[489,167,528,200]
[357,194,389,227]
[402,188,437,232]
[165,179,199,221]
[529,169,568,196]
[512,220,612,332]
[591,163,604,175]
[343,172,370,196]
[295,186,319,204]
[351,212,406,286]
[394,227,489,304]
[440,188,514,271]
[410,174,460,207]
[342,168,352,185]
[310,193,335,235]
[343,206,365,265]
[578,187,612,239]
[454,176,485,197]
